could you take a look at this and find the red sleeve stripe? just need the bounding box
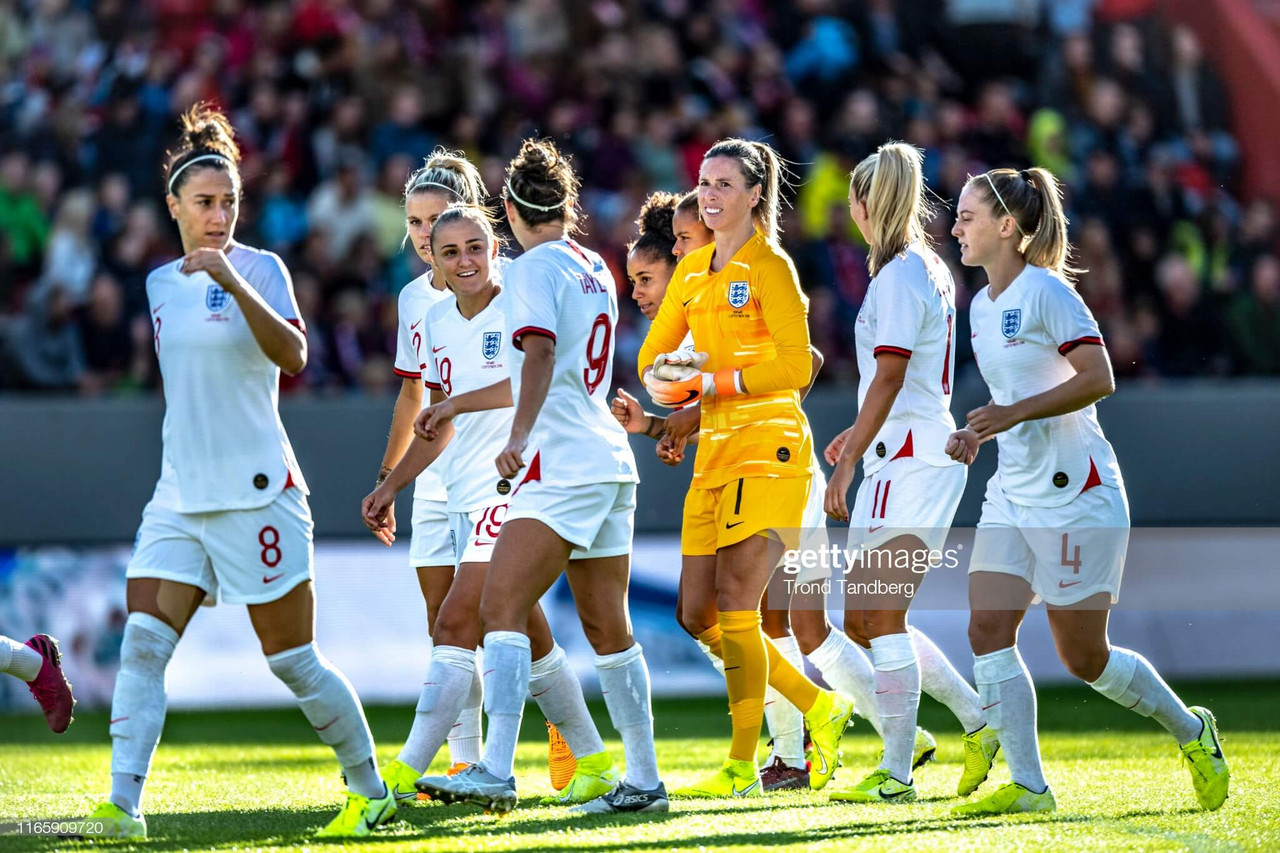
[874,345,913,358]
[1058,336,1104,355]
[287,318,307,335]
[423,380,442,390]
[393,368,421,379]
[511,326,556,351]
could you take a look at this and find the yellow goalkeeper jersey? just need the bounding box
[638,232,813,489]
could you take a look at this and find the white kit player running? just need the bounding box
[415,140,666,815]
[85,105,394,839]
[948,166,1228,816]
[362,206,618,808]
[822,143,990,805]
[368,150,492,792]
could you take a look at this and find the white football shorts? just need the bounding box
[505,479,635,559]
[970,473,1131,606]
[128,486,313,605]
[409,498,454,569]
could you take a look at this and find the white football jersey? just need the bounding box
[393,270,449,503]
[506,239,638,487]
[854,243,961,475]
[424,287,515,512]
[145,241,309,513]
[970,263,1123,507]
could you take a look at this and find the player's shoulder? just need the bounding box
[227,241,290,286]
[146,256,184,287]
[424,289,458,326]
[746,235,799,284]
[1024,265,1085,310]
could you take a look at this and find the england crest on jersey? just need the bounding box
[728,280,750,309]
[482,331,502,361]
[206,285,231,313]
[1001,308,1021,338]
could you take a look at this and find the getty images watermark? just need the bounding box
[779,541,964,601]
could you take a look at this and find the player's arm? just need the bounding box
[496,334,554,477]
[363,389,455,538]
[415,378,513,441]
[802,346,823,401]
[738,260,812,394]
[380,377,424,483]
[824,353,909,521]
[180,248,306,374]
[966,344,1113,440]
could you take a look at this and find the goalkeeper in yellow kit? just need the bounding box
[638,138,854,798]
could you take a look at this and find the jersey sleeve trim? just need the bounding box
[512,326,556,350]
[286,318,307,335]
[1057,336,1104,355]
[874,345,913,358]
[393,367,421,379]
[423,379,443,390]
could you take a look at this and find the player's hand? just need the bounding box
[946,428,981,465]
[415,398,457,441]
[966,403,1020,440]
[362,485,397,545]
[824,460,856,523]
[656,433,685,466]
[825,427,853,466]
[180,247,241,293]
[496,433,528,479]
[643,367,709,409]
[610,387,647,433]
[661,405,701,458]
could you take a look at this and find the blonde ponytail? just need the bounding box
[966,167,1082,282]
[850,141,933,276]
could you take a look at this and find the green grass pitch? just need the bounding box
[2,680,1277,851]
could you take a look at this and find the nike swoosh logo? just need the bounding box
[724,665,741,671]
[1058,580,1081,588]
[812,749,829,777]
[882,786,913,799]
[262,573,284,583]
[411,320,422,329]
[109,716,130,724]
[982,701,1000,711]
[314,716,340,731]
[532,689,551,697]
[875,689,890,694]
[733,779,761,797]
[725,521,744,529]
[868,525,884,533]
[670,389,699,405]
[682,298,693,307]
[365,799,390,829]
[432,345,446,353]
[152,303,165,314]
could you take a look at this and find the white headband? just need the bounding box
[167,154,233,195]
[983,173,1026,237]
[412,180,463,198]
[505,179,566,212]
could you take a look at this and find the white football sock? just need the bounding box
[595,644,661,789]
[448,646,484,766]
[806,627,883,736]
[265,643,381,798]
[398,645,475,773]
[530,644,606,758]
[764,635,806,769]
[109,613,178,816]
[910,627,985,733]
[696,639,726,675]
[1090,646,1202,743]
[974,646,1046,792]
[0,635,43,681]
[479,631,530,781]
[871,633,920,784]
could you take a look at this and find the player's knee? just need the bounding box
[478,596,524,636]
[1058,643,1109,682]
[790,613,828,656]
[431,608,474,648]
[968,611,1015,655]
[861,609,906,640]
[579,617,633,656]
[843,617,870,649]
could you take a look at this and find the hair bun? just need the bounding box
[637,192,678,241]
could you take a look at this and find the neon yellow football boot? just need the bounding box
[86,801,146,838]
[830,768,917,803]
[672,758,763,799]
[957,725,1001,796]
[951,781,1055,817]
[316,786,397,837]
[540,750,620,805]
[1180,706,1229,810]
[803,691,855,790]
[381,759,423,804]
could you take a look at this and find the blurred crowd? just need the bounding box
[2,0,1279,397]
